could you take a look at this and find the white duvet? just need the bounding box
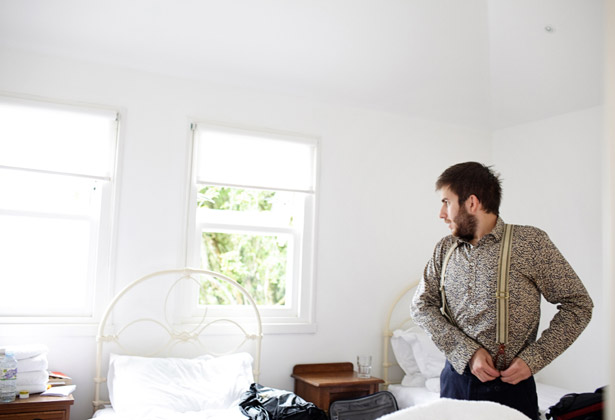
[379,398,531,420]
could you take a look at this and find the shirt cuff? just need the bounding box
[517,345,546,375]
[449,341,481,375]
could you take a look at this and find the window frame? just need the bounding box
[0,94,120,325]
[184,121,319,334]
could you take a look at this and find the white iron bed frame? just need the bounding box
[92,268,263,411]
[382,279,420,389]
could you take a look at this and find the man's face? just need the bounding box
[439,187,477,242]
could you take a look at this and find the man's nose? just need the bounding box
[439,205,447,220]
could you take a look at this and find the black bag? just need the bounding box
[546,386,605,420]
[328,391,398,420]
[239,383,328,420]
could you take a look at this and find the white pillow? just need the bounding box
[425,377,440,393]
[107,352,253,413]
[391,329,425,386]
[391,327,445,380]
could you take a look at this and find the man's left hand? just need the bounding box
[500,357,531,385]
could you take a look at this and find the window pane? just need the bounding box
[0,101,115,177]
[200,231,289,307]
[0,215,92,315]
[0,97,117,320]
[197,186,295,225]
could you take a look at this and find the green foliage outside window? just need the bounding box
[197,186,288,306]
[198,185,275,212]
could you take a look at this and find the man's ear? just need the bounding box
[466,194,481,213]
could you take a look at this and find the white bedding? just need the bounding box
[379,398,531,420]
[88,352,255,420]
[388,384,439,408]
[92,405,249,420]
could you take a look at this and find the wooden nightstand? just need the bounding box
[0,394,74,420]
[291,362,384,412]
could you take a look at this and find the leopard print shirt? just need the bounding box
[410,217,593,375]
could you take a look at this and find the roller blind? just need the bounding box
[0,98,117,178]
[194,124,316,193]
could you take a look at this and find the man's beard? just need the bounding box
[453,204,477,242]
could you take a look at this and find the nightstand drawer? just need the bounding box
[0,394,73,420]
[0,410,66,420]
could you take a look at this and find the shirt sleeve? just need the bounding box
[410,238,481,374]
[516,228,593,374]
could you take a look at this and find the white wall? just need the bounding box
[1,46,606,419]
[0,47,493,420]
[493,107,607,391]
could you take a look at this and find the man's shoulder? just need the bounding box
[432,235,459,258]
[508,223,551,245]
[435,234,457,248]
[509,223,548,236]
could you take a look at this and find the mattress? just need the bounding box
[388,384,439,409]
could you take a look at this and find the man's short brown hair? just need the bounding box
[436,162,502,215]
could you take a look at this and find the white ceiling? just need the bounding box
[0,0,604,129]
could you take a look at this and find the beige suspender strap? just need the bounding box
[496,224,514,345]
[439,241,459,325]
[439,224,514,347]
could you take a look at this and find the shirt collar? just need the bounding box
[454,216,507,247]
[489,216,507,242]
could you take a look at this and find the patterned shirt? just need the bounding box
[410,217,593,375]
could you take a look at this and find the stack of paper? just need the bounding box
[41,385,76,397]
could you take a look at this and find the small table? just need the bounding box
[291,362,384,412]
[0,394,74,420]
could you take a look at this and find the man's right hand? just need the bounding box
[469,347,500,382]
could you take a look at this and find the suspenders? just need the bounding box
[439,224,514,365]
[439,242,459,325]
[496,224,514,345]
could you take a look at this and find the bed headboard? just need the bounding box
[382,279,420,389]
[93,268,263,411]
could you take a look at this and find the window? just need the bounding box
[187,122,318,332]
[0,96,118,320]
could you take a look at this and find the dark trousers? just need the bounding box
[440,360,539,420]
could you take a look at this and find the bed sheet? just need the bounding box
[90,405,249,420]
[388,382,571,420]
[388,384,439,409]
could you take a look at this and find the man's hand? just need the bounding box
[500,357,532,385]
[469,347,500,382]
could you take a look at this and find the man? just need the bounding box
[410,162,593,420]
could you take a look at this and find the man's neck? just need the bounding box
[471,214,498,246]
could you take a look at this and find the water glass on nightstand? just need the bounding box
[356,355,372,378]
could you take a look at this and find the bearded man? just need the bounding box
[410,162,593,420]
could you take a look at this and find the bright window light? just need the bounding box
[0,97,118,319]
[188,123,318,331]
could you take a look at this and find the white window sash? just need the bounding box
[0,95,119,322]
[185,122,318,333]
